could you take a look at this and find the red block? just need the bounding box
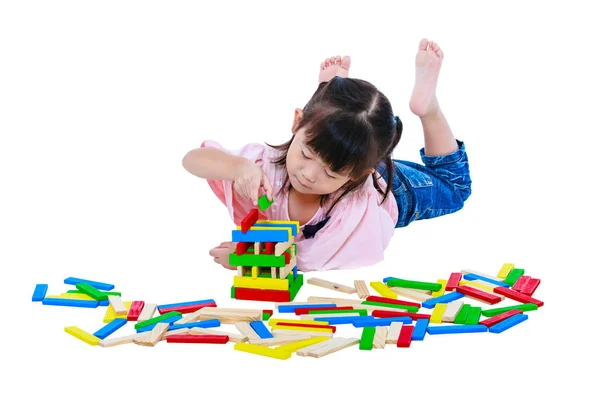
[166,334,229,344]
[236,242,252,256]
[158,302,217,315]
[241,208,259,233]
[274,322,336,333]
[480,309,524,328]
[372,310,430,320]
[446,272,463,291]
[520,278,541,296]
[365,296,420,308]
[456,285,503,305]
[512,275,531,292]
[295,306,353,315]
[234,287,290,302]
[493,286,544,307]
[263,309,273,317]
[397,325,414,348]
[127,300,145,321]
[284,252,290,265]
[265,242,275,255]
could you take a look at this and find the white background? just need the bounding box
[2,1,598,398]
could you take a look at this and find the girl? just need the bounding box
[182,38,472,272]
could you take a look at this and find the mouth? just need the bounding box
[294,175,311,190]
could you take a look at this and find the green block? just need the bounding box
[134,311,182,330]
[386,278,442,292]
[465,306,482,325]
[453,304,471,324]
[67,290,121,296]
[289,273,303,301]
[229,253,286,267]
[481,303,538,317]
[504,268,525,286]
[359,327,376,350]
[362,301,420,313]
[75,283,108,301]
[262,312,272,321]
[308,308,368,316]
[258,194,273,211]
[231,285,236,299]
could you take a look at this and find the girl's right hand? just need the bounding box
[233,160,274,206]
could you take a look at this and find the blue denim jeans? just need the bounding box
[378,139,472,228]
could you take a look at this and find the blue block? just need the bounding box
[167,319,221,331]
[32,284,48,302]
[463,273,510,288]
[93,318,127,339]
[382,276,401,283]
[314,315,375,325]
[63,277,115,291]
[412,318,430,341]
[232,229,289,243]
[352,317,412,327]
[427,324,488,334]
[157,299,216,311]
[293,266,297,279]
[421,292,465,309]
[42,298,99,308]
[99,300,109,306]
[277,304,336,313]
[136,315,183,333]
[253,223,298,236]
[250,321,273,339]
[489,314,528,333]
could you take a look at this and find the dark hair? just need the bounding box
[267,76,402,217]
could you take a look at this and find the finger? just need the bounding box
[262,173,274,201]
[250,180,260,206]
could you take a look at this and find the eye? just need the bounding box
[325,171,336,179]
[301,151,310,159]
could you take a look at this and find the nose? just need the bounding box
[301,164,318,183]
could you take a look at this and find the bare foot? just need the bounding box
[319,55,351,84]
[208,241,236,270]
[409,38,444,117]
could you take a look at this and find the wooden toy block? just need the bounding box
[465,307,482,325]
[307,278,357,294]
[232,226,291,243]
[463,273,509,288]
[162,328,190,338]
[252,266,259,279]
[230,253,288,268]
[234,342,291,360]
[453,304,471,324]
[412,318,429,341]
[456,286,503,305]
[46,293,95,301]
[272,330,332,338]
[75,282,108,301]
[263,309,273,319]
[361,301,420,313]
[234,287,291,302]
[42,298,99,308]
[235,322,262,340]
[250,321,273,339]
[157,299,216,312]
[306,296,366,306]
[511,275,530,292]
[373,326,388,349]
[460,269,501,282]
[278,303,337,313]
[497,263,515,279]
[268,318,330,327]
[257,194,274,211]
[370,282,397,299]
[108,296,128,316]
[137,315,183,333]
[427,324,488,334]
[234,275,289,290]
[386,278,442,292]
[65,326,101,346]
[397,325,414,348]
[366,296,421,308]
[296,338,335,356]
[304,337,360,358]
[98,332,150,348]
[359,327,376,350]
[64,277,114,291]
[196,307,263,324]
[313,316,375,325]
[354,280,370,299]
[275,336,329,352]
[458,279,498,293]
[265,242,275,255]
[352,317,412,327]
[250,334,313,346]
[442,301,464,323]
[254,222,298,236]
[481,303,538,317]
[488,313,529,333]
[135,311,183,330]
[158,302,216,315]
[134,323,170,347]
[127,301,146,321]
[446,273,462,291]
[236,242,252,255]
[503,268,525,286]
[271,267,277,279]
[67,289,121,296]
[271,325,334,335]
[189,327,247,343]
[104,301,132,323]
[274,322,336,333]
[295,306,353,315]
[93,318,127,340]
[480,309,524,328]
[494,286,544,307]
[430,303,447,323]
[274,238,294,257]
[241,208,259,233]
[388,287,434,302]
[422,291,465,309]
[371,310,431,320]
[32,284,48,301]
[164,319,220,331]
[308,308,367,316]
[167,334,229,344]
[520,278,541,296]
[432,279,448,297]
[279,257,297,280]
[386,322,403,344]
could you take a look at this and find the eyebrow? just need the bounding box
[301,143,343,178]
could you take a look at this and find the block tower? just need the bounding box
[230,195,303,302]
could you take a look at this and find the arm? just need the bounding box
[182,147,248,181]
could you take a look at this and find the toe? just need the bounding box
[335,55,341,64]
[419,38,428,51]
[329,56,336,65]
[341,55,351,70]
[320,62,326,70]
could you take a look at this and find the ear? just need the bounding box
[364,167,375,176]
[291,108,304,134]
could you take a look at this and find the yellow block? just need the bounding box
[370,282,397,299]
[459,280,495,293]
[64,326,101,346]
[497,263,515,279]
[46,293,95,301]
[235,225,292,241]
[276,336,329,353]
[432,279,448,297]
[430,303,447,323]
[234,276,289,291]
[103,301,132,323]
[268,318,329,327]
[272,324,332,333]
[234,342,291,360]
[252,266,258,279]
[256,220,300,232]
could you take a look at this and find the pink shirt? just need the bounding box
[201,140,399,271]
